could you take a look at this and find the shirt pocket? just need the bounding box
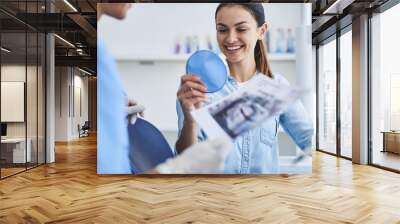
[260,118,278,146]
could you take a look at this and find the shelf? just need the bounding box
[117,55,189,62]
[269,53,296,61]
[117,53,296,62]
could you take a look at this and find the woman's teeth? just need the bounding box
[226,46,242,51]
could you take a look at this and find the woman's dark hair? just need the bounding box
[215,3,273,78]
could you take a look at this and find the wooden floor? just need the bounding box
[1,167,26,178]
[1,163,44,178]
[1,135,400,223]
[373,150,400,171]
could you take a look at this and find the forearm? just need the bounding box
[175,121,198,154]
[280,101,315,151]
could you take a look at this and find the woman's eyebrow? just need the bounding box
[234,21,248,26]
[216,21,248,27]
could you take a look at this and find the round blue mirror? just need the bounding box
[186,50,228,93]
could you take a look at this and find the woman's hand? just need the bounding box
[177,75,208,124]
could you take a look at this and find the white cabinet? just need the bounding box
[1,138,32,163]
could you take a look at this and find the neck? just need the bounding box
[228,57,257,82]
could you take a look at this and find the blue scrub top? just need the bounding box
[97,39,132,174]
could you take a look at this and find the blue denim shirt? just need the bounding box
[176,72,314,174]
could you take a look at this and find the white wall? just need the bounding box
[55,67,69,141]
[1,64,46,164]
[118,61,182,131]
[55,67,89,141]
[1,65,37,137]
[72,73,89,138]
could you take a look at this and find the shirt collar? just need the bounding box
[227,71,263,83]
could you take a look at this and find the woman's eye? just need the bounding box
[217,29,227,33]
[237,28,247,32]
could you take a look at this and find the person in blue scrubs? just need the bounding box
[97,3,233,174]
[176,3,314,174]
[97,3,133,174]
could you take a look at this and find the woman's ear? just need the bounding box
[258,23,268,40]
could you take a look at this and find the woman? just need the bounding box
[175,3,313,174]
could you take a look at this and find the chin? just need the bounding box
[225,55,243,64]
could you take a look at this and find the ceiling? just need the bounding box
[0,0,98,74]
[311,0,391,44]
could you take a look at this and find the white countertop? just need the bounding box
[1,138,27,143]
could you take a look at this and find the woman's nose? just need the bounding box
[225,31,238,43]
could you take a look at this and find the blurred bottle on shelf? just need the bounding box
[192,35,200,51]
[206,35,213,51]
[185,36,191,54]
[276,28,287,53]
[174,36,181,54]
[287,28,295,53]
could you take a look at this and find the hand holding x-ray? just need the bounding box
[191,75,308,140]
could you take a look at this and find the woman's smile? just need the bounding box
[224,44,245,54]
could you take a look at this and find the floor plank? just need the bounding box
[1,135,400,223]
